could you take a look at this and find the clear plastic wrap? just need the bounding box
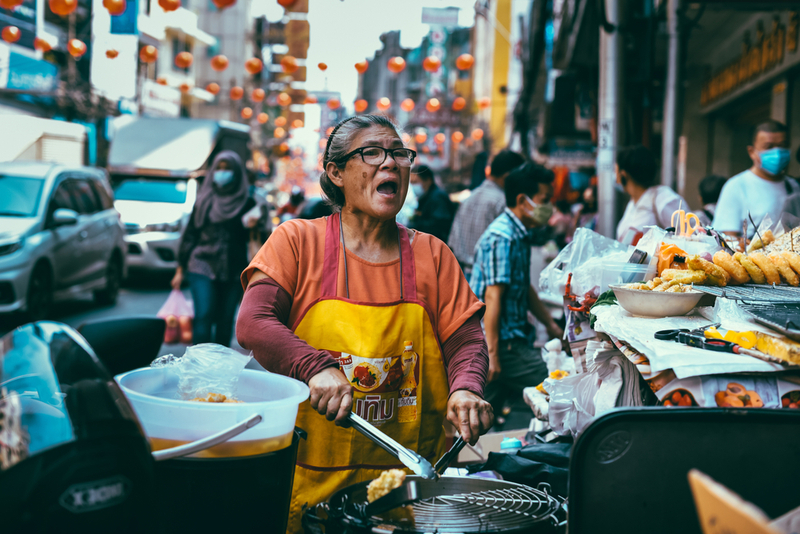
[151,343,253,400]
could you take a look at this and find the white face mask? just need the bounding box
[525,196,554,226]
[213,169,234,187]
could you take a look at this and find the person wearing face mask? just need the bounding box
[409,164,455,241]
[172,151,256,346]
[713,120,797,237]
[470,162,564,426]
[615,144,689,244]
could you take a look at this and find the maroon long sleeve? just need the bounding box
[236,278,489,397]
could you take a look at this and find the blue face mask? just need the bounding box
[758,148,791,176]
[411,183,425,198]
[212,169,234,188]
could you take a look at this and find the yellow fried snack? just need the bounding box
[189,392,243,403]
[712,251,750,284]
[780,251,800,276]
[645,277,663,290]
[747,230,775,253]
[625,283,651,290]
[661,269,707,285]
[749,252,780,285]
[734,252,766,284]
[687,255,729,286]
[768,252,799,286]
[367,469,406,502]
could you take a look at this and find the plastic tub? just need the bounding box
[599,262,651,294]
[116,368,309,458]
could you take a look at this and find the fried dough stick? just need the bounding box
[713,251,750,284]
[734,252,766,284]
[687,256,728,286]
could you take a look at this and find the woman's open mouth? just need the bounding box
[376,180,398,197]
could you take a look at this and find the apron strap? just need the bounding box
[321,212,417,301]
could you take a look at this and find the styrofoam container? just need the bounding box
[600,263,651,294]
[116,368,309,458]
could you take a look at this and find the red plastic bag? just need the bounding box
[157,289,194,344]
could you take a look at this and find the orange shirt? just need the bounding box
[242,217,483,343]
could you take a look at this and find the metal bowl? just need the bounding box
[609,283,704,317]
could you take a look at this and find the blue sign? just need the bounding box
[7,51,58,92]
[111,0,138,35]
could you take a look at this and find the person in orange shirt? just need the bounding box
[236,114,493,533]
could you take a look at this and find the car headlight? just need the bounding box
[144,220,183,233]
[0,239,23,256]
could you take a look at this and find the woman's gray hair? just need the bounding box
[320,114,402,212]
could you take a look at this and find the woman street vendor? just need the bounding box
[236,115,494,532]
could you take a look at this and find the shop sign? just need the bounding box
[141,79,180,117]
[110,0,138,35]
[701,13,798,107]
[0,44,59,92]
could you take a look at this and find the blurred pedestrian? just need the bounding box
[172,151,256,346]
[409,164,454,242]
[713,120,797,237]
[615,144,688,244]
[278,186,305,219]
[573,184,598,234]
[470,163,564,424]
[696,174,727,226]
[449,150,525,275]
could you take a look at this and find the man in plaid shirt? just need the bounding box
[470,163,563,423]
[448,151,525,276]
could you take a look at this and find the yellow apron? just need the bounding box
[286,213,449,533]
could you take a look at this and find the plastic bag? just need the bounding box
[151,343,253,401]
[157,289,194,344]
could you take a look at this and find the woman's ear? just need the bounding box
[326,161,344,187]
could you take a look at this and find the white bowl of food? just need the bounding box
[609,283,704,317]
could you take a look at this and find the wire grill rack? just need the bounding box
[692,284,800,302]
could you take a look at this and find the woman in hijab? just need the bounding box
[172,151,256,346]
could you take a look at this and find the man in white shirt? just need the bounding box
[713,120,797,237]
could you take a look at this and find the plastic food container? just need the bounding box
[116,368,309,458]
[609,283,704,317]
[599,263,651,294]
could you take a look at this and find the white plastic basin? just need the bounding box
[116,368,309,458]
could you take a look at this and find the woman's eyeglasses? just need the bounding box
[340,146,417,167]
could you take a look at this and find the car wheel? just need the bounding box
[26,264,52,321]
[94,256,122,306]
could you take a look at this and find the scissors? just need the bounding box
[671,210,702,238]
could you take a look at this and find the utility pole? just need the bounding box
[596,0,622,238]
[661,0,683,188]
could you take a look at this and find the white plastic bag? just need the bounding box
[151,343,253,400]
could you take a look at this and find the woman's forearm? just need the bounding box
[441,314,489,398]
[236,278,339,383]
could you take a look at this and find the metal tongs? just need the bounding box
[347,413,468,481]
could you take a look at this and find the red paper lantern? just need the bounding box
[279,142,290,153]
[317,62,327,71]
[251,88,265,102]
[179,82,192,93]
[175,51,193,69]
[354,60,368,74]
[67,39,86,58]
[2,26,20,43]
[414,132,427,144]
[387,56,406,73]
[211,0,235,9]
[327,98,340,110]
[452,96,466,111]
[103,0,126,15]
[478,97,491,109]
[158,0,180,11]
[305,95,318,104]
[354,99,368,113]
[275,116,287,127]
[277,92,292,107]
[292,119,303,129]
[105,49,119,59]
[471,128,484,140]
[426,98,441,112]
[210,55,228,71]
[230,86,244,100]
[245,57,263,75]
[241,107,253,120]
[274,127,286,138]
[455,53,475,70]
[434,133,446,144]
[422,56,441,73]
[34,37,52,52]
[205,82,220,95]
[277,0,294,6]
[377,97,390,111]
[451,131,464,143]
[257,112,269,124]
[156,77,168,85]
[139,45,158,64]
[401,98,415,112]
[49,0,77,16]
[0,0,23,10]
[280,55,298,74]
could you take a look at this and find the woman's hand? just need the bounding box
[308,367,353,425]
[171,267,183,290]
[447,390,493,445]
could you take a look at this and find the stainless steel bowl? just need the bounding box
[609,283,704,317]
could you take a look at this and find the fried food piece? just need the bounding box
[646,277,663,290]
[712,251,750,284]
[367,469,406,503]
[734,252,766,284]
[687,255,728,286]
[747,230,775,253]
[189,392,241,403]
[769,252,800,286]
[780,251,800,276]
[665,284,684,293]
[625,283,650,290]
[749,252,780,285]
[661,269,707,284]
